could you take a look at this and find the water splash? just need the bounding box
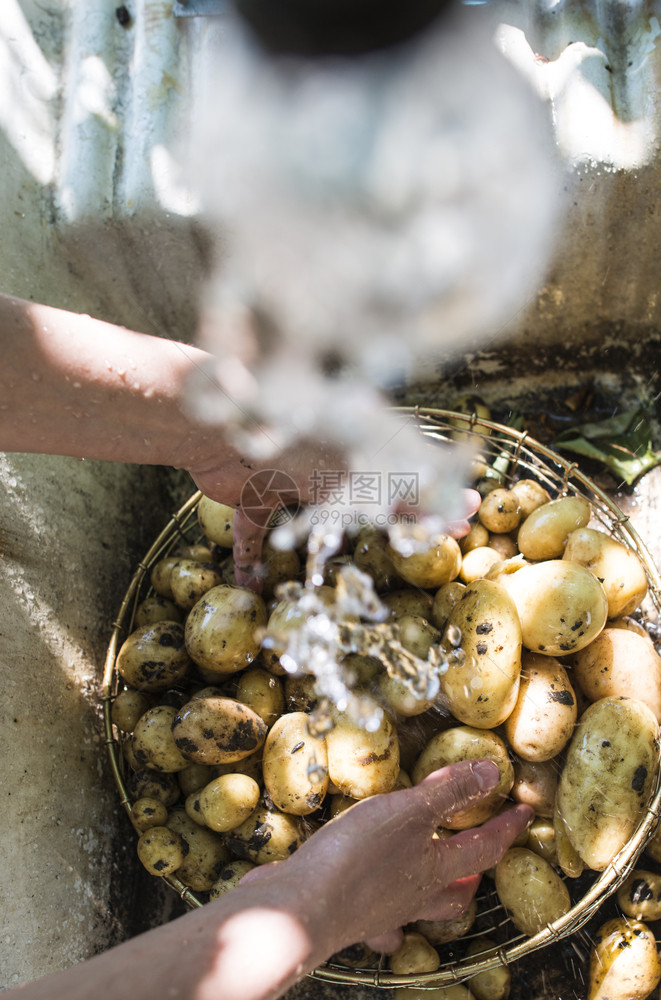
[263,562,456,730]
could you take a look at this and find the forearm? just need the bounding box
[9,874,338,1000]
[0,293,214,469]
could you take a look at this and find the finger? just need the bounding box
[364,927,404,955]
[462,488,481,519]
[414,760,502,826]
[232,508,269,592]
[418,873,481,923]
[238,861,282,887]
[445,489,481,538]
[435,804,534,888]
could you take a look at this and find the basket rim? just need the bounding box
[102,407,661,989]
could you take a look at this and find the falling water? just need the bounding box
[181,4,561,725]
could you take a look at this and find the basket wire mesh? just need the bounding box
[102,407,661,989]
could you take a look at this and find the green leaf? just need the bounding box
[554,405,661,485]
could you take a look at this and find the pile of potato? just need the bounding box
[111,483,661,998]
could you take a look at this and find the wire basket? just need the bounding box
[102,406,661,990]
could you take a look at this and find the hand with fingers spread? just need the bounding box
[239,758,532,959]
[9,759,531,1000]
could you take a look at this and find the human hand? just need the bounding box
[240,759,532,956]
[188,433,480,592]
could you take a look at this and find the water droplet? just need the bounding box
[447,623,462,648]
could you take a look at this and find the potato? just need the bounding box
[509,478,551,518]
[169,559,224,611]
[616,869,661,921]
[571,627,661,721]
[117,621,191,693]
[494,847,571,936]
[284,673,319,713]
[166,809,230,891]
[563,527,648,619]
[376,671,436,717]
[131,797,168,832]
[225,804,306,864]
[127,768,180,808]
[149,556,182,599]
[134,595,183,627]
[172,696,268,766]
[553,804,585,878]
[326,708,399,799]
[503,653,577,762]
[262,711,329,815]
[511,758,558,818]
[430,582,465,631]
[465,937,511,1000]
[235,668,285,728]
[386,535,462,589]
[185,585,267,678]
[587,917,661,1000]
[328,793,358,819]
[214,749,264,786]
[487,532,518,560]
[198,773,261,832]
[525,816,557,865]
[184,789,207,827]
[262,586,336,675]
[459,546,503,583]
[259,542,301,598]
[174,543,214,563]
[197,496,234,547]
[441,579,522,729]
[500,560,607,656]
[381,589,434,622]
[353,527,400,591]
[517,494,591,560]
[132,704,189,773]
[478,488,521,534]
[332,943,379,969]
[557,697,660,870]
[459,521,490,554]
[111,688,151,733]
[396,613,441,660]
[412,727,513,830]
[136,826,188,877]
[415,898,477,944]
[209,859,256,900]
[389,931,440,975]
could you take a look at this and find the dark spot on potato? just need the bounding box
[305,793,323,809]
[570,620,584,632]
[222,719,266,753]
[174,736,200,755]
[153,858,169,872]
[548,690,574,706]
[630,878,654,904]
[558,642,573,651]
[632,765,648,792]
[601,740,611,747]
[476,642,488,655]
[476,622,493,635]
[291,741,305,754]
[203,729,214,739]
[538,644,546,651]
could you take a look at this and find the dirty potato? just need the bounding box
[172,696,268,766]
[185,585,267,678]
[117,621,191,693]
